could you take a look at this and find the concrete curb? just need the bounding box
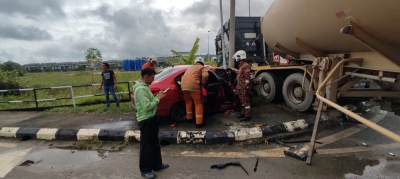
[0,117,326,144]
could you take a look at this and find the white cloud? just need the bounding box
[0,0,274,64]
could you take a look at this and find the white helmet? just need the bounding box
[148,55,158,63]
[194,57,204,64]
[232,50,247,62]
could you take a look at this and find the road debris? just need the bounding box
[20,160,35,166]
[254,124,268,127]
[362,142,368,146]
[211,161,249,176]
[253,157,259,172]
[389,152,395,156]
[240,121,252,126]
[284,143,315,161]
[224,110,235,114]
[229,126,237,130]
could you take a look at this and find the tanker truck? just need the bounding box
[216,0,400,116]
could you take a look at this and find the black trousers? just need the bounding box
[139,115,162,173]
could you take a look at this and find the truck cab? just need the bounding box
[215,16,274,67]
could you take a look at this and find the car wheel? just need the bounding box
[256,72,282,102]
[282,73,314,112]
[170,101,187,123]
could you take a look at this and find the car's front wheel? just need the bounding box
[170,101,187,123]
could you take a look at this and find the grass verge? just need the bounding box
[76,136,104,150]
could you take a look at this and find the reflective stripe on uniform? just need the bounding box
[195,115,203,118]
[187,112,193,114]
[245,106,251,109]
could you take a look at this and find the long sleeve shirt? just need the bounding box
[236,62,251,90]
[181,64,209,91]
[133,81,160,122]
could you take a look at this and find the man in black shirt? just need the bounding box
[100,62,120,107]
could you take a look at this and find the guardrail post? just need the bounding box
[70,86,76,107]
[33,89,39,111]
[127,82,131,95]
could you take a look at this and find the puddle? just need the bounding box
[22,149,102,167]
[345,158,400,179]
[79,121,135,130]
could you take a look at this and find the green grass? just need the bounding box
[0,70,141,110]
[76,135,104,150]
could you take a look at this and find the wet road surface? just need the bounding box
[0,103,314,131]
[1,108,399,178]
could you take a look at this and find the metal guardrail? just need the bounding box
[0,81,134,110]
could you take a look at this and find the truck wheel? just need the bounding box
[170,101,186,123]
[256,72,282,102]
[282,73,314,112]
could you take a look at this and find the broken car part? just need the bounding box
[253,157,259,172]
[211,161,249,176]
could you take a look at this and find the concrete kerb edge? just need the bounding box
[0,118,323,144]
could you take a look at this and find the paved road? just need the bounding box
[1,109,399,179]
[0,103,314,131]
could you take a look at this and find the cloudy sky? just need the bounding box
[0,0,274,65]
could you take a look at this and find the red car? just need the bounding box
[131,65,239,122]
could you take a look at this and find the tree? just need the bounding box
[85,48,102,93]
[166,37,200,65]
[85,48,103,70]
[0,60,25,76]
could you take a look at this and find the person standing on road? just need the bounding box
[100,62,120,107]
[142,55,157,70]
[133,68,169,179]
[181,57,209,128]
[231,50,252,121]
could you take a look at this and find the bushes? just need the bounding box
[0,70,23,90]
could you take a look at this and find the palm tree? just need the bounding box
[166,37,200,65]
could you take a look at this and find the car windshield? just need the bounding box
[154,68,176,81]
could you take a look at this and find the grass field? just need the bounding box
[0,70,141,110]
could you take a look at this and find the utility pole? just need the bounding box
[249,0,251,16]
[219,0,226,69]
[228,0,236,68]
[208,30,210,55]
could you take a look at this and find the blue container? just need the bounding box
[129,60,135,71]
[123,59,130,71]
[135,60,142,70]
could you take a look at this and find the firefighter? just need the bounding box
[231,50,252,121]
[181,57,209,128]
[142,55,157,70]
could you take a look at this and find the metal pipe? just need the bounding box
[33,89,38,111]
[344,72,398,83]
[316,58,400,143]
[70,86,76,107]
[219,0,227,69]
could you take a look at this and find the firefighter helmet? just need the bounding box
[232,50,247,62]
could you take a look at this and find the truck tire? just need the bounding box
[256,72,282,102]
[282,73,314,112]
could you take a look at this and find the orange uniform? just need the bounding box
[180,64,209,125]
[142,61,155,70]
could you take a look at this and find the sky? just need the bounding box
[0,0,274,65]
